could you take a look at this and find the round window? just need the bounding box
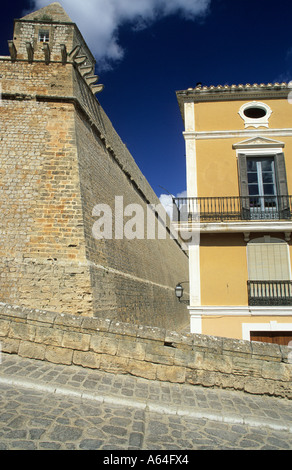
[239,102,272,128]
[243,107,267,119]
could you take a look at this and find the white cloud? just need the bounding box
[176,189,187,198]
[159,189,187,219]
[30,0,211,69]
[159,193,174,219]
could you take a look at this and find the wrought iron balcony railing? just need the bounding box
[172,196,292,222]
[247,280,292,306]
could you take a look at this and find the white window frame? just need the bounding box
[246,156,277,214]
[38,30,50,43]
[238,101,272,128]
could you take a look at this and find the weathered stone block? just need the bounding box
[100,354,129,374]
[262,361,291,382]
[45,345,73,365]
[273,381,292,399]
[213,373,245,392]
[35,325,63,346]
[127,358,157,380]
[156,364,186,383]
[165,330,193,350]
[90,335,118,356]
[73,350,100,369]
[193,334,223,354]
[244,377,274,396]
[0,320,10,336]
[251,341,282,362]
[192,369,216,388]
[190,368,224,388]
[117,339,146,361]
[62,331,90,351]
[185,369,198,385]
[0,337,20,354]
[3,306,27,323]
[82,316,111,333]
[201,353,233,374]
[54,314,83,331]
[136,325,166,343]
[232,356,263,378]
[27,310,56,325]
[222,337,252,358]
[8,322,36,342]
[145,342,175,365]
[0,19,190,329]
[279,344,292,363]
[109,321,138,338]
[18,340,46,360]
[174,348,197,368]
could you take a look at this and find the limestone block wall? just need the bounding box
[74,103,189,327]
[0,303,291,400]
[0,51,189,329]
[0,61,93,315]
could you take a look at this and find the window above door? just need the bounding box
[234,136,287,201]
[247,156,277,213]
[234,136,289,219]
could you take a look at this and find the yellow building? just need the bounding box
[175,82,292,345]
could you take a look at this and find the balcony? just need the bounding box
[247,280,292,306]
[172,195,292,222]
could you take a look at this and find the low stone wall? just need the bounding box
[0,302,291,399]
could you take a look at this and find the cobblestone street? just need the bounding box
[0,353,291,451]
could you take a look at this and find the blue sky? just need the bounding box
[1,0,292,201]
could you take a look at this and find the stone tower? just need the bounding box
[0,3,189,329]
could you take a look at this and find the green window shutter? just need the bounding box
[237,153,248,196]
[274,153,288,196]
[237,153,250,218]
[274,153,289,217]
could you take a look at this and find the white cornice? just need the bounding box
[183,128,292,140]
[189,305,292,316]
[172,220,292,234]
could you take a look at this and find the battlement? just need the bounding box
[7,2,102,95]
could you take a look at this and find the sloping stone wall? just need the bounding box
[0,303,291,399]
[0,11,189,329]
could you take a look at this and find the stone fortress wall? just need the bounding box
[0,3,189,330]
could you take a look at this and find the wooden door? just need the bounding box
[250,331,292,346]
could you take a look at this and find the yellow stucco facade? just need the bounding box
[176,83,292,343]
[200,234,248,307]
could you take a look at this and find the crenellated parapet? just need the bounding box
[7,2,103,96]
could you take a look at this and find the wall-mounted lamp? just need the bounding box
[175,283,184,301]
[175,281,189,303]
